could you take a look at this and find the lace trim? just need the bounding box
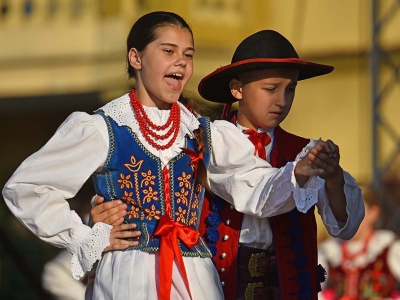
[96,93,200,139]
[70,222,112,280]
[293,139,323,213]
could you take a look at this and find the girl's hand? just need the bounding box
[104,223,141,252]
[91,196,127,226]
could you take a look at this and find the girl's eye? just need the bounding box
[164,49,173,54]
[184,53,194,59]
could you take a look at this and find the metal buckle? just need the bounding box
[248,252,266,277]
[244,282,264,300]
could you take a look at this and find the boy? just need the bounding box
[197,29,364,300]
[91,30,364,300]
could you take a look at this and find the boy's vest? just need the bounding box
[326,239,399,299]
[93,112,212,257]
[200,126,324,300]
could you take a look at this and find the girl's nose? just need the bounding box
[175,56,187,68]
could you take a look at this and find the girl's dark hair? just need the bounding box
[126,11,193,78]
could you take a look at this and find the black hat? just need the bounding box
[198,30,334,103]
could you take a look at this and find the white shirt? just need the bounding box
[2,94,363,298]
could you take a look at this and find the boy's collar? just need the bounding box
[236,122,275,139]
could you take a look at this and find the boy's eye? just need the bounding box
[265,87,276,92]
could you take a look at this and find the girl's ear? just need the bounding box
[229,78,243,100]
[128,48,142,70]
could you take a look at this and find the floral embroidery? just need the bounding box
[175,207,187,223]
[140,170,156,187]
[124,155,144,173]
[175,188,189,206]
[127,206,140,219]
[143,186,159,203]
[117,174,133,189]
[121,191,136,205]
[189,211,198,225]
[144,204,161,220]
[177,172,191,189]
[192,197,199,209]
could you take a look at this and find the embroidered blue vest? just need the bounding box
[92,112,212,258]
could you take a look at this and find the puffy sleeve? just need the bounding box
[2,112,112,279]
[316,171,365,240]
[208,120,321,217]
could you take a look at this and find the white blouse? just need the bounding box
[2,93,363,283]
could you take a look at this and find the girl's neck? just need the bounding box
[134,86,172,110]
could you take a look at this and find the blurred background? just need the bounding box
[0,0,399,299]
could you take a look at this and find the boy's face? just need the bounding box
[231,68,299,130]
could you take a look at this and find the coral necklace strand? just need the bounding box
[129,89,181,150]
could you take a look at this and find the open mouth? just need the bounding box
[165,73,184,90]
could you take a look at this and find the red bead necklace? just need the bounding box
[129,89,181,150]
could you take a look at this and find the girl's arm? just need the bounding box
[2,112,111,278]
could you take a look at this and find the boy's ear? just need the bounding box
[128,48,142,70]
[229,78,243,100]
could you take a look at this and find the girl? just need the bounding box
[3,11,326,300]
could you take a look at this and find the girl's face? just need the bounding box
[232,68,299,130]
[130,25,194,109]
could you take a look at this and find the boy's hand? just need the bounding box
[104,223,141,252]
[91,196,142,251]
[295,157,324,187]
[307,139,343,185]
[91,196,127,226]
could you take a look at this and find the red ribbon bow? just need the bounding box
[243,128,271,160]
[180,148,204,176]
[153,167,200,300]
[154,215,200,300]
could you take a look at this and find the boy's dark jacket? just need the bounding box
[200,126,323,300]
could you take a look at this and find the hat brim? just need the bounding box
[198,58,334,103]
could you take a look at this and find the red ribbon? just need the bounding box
[243,128,271,160]
[180,148,204,176]
[154,167,200,299]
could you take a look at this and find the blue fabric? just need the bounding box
[92,112,212,257]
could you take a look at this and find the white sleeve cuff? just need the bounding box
[291,161,322,213]
[291,140,323,213]
[70,222,112,280]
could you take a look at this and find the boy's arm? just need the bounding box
[308,140,348,223]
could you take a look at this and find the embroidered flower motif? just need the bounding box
[121,191,136,205]
[175,188,188,206]
[124,155,144,173]
[144,204,161,220]
[174,206,187,223]
[143,186,159,203]
[178,172,192,189]
[189,211,198,225]
[192,197,199,209]
[196,184,202,194]
[127,206,140,219]
[117,174,133,189]
[140,170,156,187]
